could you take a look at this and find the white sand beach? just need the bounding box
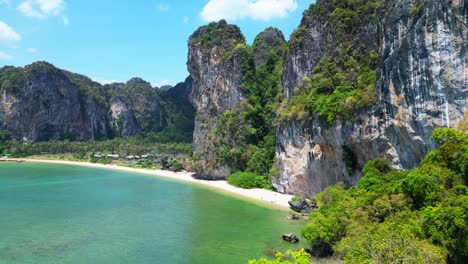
[3,159,294,209]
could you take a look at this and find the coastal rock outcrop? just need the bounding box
[273,0,467,196]
[188,20,247,179]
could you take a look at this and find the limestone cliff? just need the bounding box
[106,78,162,138]
[0,62,110,141]
[274,0,467,196]
[0,62,194,142]
[188,20,247,179]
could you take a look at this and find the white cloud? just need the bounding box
[0,21,21,44]
[158,3,170,12]
[201,0,298,22]
[93,78,119,85]
[0,51,12,60]
[17,0,65,19]
[183,16,189,24]
[152,79,171,88]
[26,47,37,53]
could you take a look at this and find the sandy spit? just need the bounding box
[2,158,294,209]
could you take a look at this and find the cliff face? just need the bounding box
[0,62,194,142]
[0,62,110,141]
[107,78,162,138]
[159,77,195,142]
[188,20,247,179]
[274,0,467,196]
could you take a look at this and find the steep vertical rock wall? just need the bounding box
[107,78,162,138]
[0,62,110,141]
[0,62,194,142]
[188,20,247,179]
[274,0,467,196]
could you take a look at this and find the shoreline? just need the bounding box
[1,158,294,210]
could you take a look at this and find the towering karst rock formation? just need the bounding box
[274,0,467,196]
[188,21,247,179]
[0,62,111,141]
[189,0,466,195]
[0,62,194,142]
[188,22,288,179]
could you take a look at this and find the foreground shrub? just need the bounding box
[227,171,269,189]
[248,249,311,264]
[299,128,467,263]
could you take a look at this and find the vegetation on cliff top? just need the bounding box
[189,19,245,47]
[280,0,380,124]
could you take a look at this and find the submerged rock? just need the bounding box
[282,233,300,243]
[288,214,300,220]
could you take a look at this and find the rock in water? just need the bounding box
[282,233,300,243]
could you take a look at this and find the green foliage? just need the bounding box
[157,81,195,143]
[300,128,468,263]
[206,28,286,186]
[0,130,12,143]
[73,151,86,160]
[335,213,447,264]
[410,0,427,17]
[248,249,311,264]
[422,195,468,262]
[0,129,12,154]
[279,57,377,124]
[227,171,269,189]
[189,19,245,46]
[99,157,113,165]
[170,160,183,172]
[4,137,192,158]
[282,0,380,124]
[289,26,308,48]
[291,195,302,203]
[0,66,26,94]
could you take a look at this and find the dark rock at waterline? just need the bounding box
[282,233,299,243]
[288,213,300,220]
[288,199,309,213]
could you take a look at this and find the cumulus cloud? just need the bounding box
[93,77,119,85]
[201,0,298,22]
[0,21,21,44]
[152,79,171,88]
[0,51,12,60]
[17,0,65,19]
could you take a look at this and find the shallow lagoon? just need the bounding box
[0,162,304,264]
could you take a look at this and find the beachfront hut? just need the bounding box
[107,154,119,159]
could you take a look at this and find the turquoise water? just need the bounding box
[0,162,305,264]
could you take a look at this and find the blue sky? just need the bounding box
[0,0,313,86]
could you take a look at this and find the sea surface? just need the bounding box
[0,162,304,264]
